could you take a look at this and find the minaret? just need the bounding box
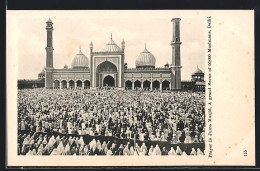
[170,18,182,90]
[121,39,125,52]
[121,39,125,89]
[45,18,54,88]
[90,41,93,52]
[89,41,93,88]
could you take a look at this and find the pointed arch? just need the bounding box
[134,80,141,89]
[69,80,75,89]
[61,80,67,88]
[103,75,115,87]
[76,80,82,87]
[152,80,160,90]
[96,61,117,87]
[84,80,90,89]
[54,80,60,89]
[143,80,151,90]
[162,80,170,90]
[125,80,132,90]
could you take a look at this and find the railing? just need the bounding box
[125,68,171,71]
[18,79,42,82]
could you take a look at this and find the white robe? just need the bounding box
[57,142,64,155]
[168,148,176,155]
[148,148,154,156]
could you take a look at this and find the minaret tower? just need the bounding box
[121,39,125,89]
[170,18,182,90]
[89,41,93,88]
[45,18,54,88]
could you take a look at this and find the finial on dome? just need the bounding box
[79,46,82,53]
[111,32,113,40]
[143,43,149,52]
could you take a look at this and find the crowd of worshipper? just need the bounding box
[18,88,205,146]
[18,132,205,156]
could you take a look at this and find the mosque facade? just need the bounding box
[18,18,205,91]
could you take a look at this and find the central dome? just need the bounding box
[135,45,156,68]
[100,34,122,53]
[71,49,89,68]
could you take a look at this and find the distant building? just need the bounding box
[182,66,205,91]
[18,67,45,89]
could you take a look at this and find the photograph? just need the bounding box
[6,10,254,166]
[16,11,205,157]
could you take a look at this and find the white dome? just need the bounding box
[135,45,156,68]
[71,49,89,68]
[99,36,122,53]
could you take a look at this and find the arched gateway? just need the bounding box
[103,75,115,87]
[96,61,117,87]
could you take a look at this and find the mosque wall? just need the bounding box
[124,70,171,80]
[52,71,91,82]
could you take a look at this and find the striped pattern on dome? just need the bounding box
[135,46,156,67]
[99,34,122,53]
[71,50,89,68]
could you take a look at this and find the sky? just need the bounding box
[7,10,205,80]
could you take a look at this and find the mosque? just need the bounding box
[18,18,205,91]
